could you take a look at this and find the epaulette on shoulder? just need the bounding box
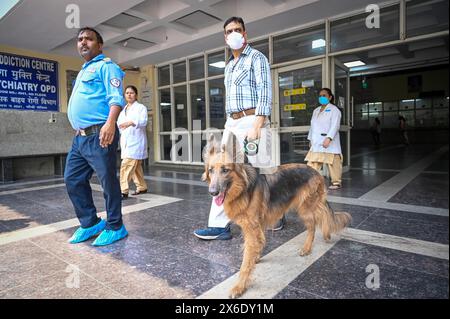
[102,57,112,63]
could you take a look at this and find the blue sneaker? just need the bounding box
[68,219,106,244]
[193,226,232,240]
[92,225,128,246]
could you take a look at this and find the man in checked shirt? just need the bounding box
[194,17,285,240]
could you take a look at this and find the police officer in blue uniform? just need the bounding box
[65,27,128,246]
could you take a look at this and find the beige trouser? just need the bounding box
[307,154,343,185]
[119,158,148,194]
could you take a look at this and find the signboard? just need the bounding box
[284,103,306,111]
[283,87,306,96]
[0,52,59,111]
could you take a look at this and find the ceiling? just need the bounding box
[0,0,448,72]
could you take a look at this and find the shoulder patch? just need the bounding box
[110,78,121,88]
[103,57,112,62]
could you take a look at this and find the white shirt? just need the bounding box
[117,101,148,160]
[307,103,342,154]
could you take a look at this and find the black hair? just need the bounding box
[78,27,104,44]
[223,17,246,31]
[319,88,335,104]
[125,85,138,96]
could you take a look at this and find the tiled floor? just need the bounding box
[0,143,448,299]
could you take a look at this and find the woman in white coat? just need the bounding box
[305,88,343,190]
[118,85,148,199]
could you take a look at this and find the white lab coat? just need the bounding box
[307,103,342,154]
[117,101,148,160]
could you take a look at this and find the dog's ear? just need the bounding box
[203,133,219,163]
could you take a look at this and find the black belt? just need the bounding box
[77,124,104,136]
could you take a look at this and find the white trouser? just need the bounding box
[207,114,274,228]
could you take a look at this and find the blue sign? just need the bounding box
[0,52,59,111]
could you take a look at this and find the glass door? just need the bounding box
[273,60,325,165]
[332,58,351,169]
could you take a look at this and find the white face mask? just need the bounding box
[226,31,245,50]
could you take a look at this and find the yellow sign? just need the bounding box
[284,104,306,111]
[283,87,306,96]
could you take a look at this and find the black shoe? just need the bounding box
[121,193,129,200]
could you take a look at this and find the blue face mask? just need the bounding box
[319,96,329,105]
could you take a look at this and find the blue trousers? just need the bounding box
[64,129,123,230]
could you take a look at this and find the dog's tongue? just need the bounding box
[214,192,225,206]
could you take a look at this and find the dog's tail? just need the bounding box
[317,199,352,240]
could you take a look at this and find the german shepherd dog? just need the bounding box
[202,135,351,298]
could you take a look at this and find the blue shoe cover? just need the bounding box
[68,219,106,244]
[92,225,128,246]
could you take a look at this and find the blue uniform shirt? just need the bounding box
[68,53,125,130]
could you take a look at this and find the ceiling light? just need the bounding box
[344,60,366,68]
[312,39,326,49]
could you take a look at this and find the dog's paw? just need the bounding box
[299,249,311,256]
[229,285,245,299]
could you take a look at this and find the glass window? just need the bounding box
[433,97,449,109]
[415,98,432,110]
[356,103,368,113]
[353,112,368,129]
[330,5,400,52]
[160,135,172,160]
[407,0,449,38]
[368,102,382,113]
[273,25,326,64]
[416,109,433,127]
[400,111,415,127]
[159,89,171,132]
[158,65,170,87]
[278,65,322,127]
[207,51,226,77]
[173,61,186,83]
[249,39,269,60]
[189,56,204,80]
[433,108,449,126]
[334,64,348,124]
[209,78,226,129]
[383,101,398,111]
[383,111,398,128]
[280,132,309,164]
[190,82,206,130]
[400,99,414,110]
[174,85,188,129]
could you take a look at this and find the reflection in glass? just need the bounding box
[174,85,188,129]
[407,0,449,38]
[208,51,226,77]
[209,78,226,129]
[331,5,399,52]
[278,65,322,127]
[191,82,206,130]
[159,88,171,132]
[273,25,325,64]
[173,61,186,83]
[189,56,204,80]
[158,65,170,87]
